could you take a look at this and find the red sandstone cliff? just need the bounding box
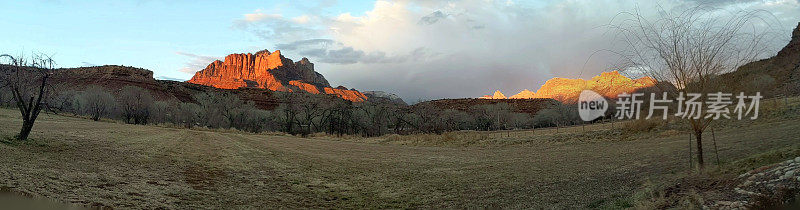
[187,50,367,102]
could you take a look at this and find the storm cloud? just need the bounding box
[233,0,800,101]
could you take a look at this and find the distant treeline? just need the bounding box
[0,85,591,137]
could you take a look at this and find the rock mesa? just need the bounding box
[188,50,367,102]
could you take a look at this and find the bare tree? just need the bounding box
[610,6,777,169]
[176,102,200,128]
[321,98,354,136]
[79,86,117,121]
[0,53,54,140]
[47,89,80,114]
[295,93,325,136]
[194,91,245,129]
[353,101,394,137]
[534,102,576,132]
[148,100,178,124]
[119,86,154,124]
[276,92,303,134]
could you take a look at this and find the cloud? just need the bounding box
[235,5,420,65]
[176,52,220,74]
[417,11,448,25]
[292,15,312,24]
[242,10,282,22]
[274,39,337,51]
[81,62,95,67]
[155,75,185,81]
[686,0,763,6]
[273,38,427,64]
[232,0,800,101]
[233,10,322,42]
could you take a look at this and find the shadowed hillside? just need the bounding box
[719,22,800,97]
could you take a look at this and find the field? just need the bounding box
[1,106,800,208]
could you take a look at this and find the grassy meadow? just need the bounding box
[1,98,799,208]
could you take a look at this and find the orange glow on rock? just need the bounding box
[480,71,657,103]
[187,50,368,102]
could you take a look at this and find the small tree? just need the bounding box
[611,6,776,169]
[79,86,117,121]
[0,53,54,140]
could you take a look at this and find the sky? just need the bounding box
[1,0,799,101]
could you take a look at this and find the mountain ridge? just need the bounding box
[187,49,367,102]
[718,22,800,97]
[479,71,657,103]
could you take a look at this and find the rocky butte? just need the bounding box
[187,49,367,102]
[479,71,657,103]
[479,90,508,99]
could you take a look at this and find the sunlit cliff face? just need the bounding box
[479,71,657,104]
[187,49,367,102]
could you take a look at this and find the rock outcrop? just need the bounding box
[46,65,171,99]
[480,90,507,99]
[705,156,800,209]
[534,71,656,103]
[479,71,657,103]
[509,89,535,99]
[187,50,366,102]
[363,91,407,105]
[322,86,368,102]
[288,80,320,94]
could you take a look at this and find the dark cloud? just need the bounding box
[230,0,800,102]
[320,0,799,101]
[273,39,422,64]
[314,46,426,64]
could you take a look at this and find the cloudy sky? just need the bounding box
[1,0,799,101]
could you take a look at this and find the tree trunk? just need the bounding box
[695,130,705,169]
[18,119,34,140]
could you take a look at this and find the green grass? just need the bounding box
[1,107,799,208]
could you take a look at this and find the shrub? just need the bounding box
[623,119,662,133]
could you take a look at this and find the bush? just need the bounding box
[623,119,662,133]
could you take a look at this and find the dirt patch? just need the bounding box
[182,164,228,191]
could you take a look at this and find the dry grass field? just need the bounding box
[1,104,799,208]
